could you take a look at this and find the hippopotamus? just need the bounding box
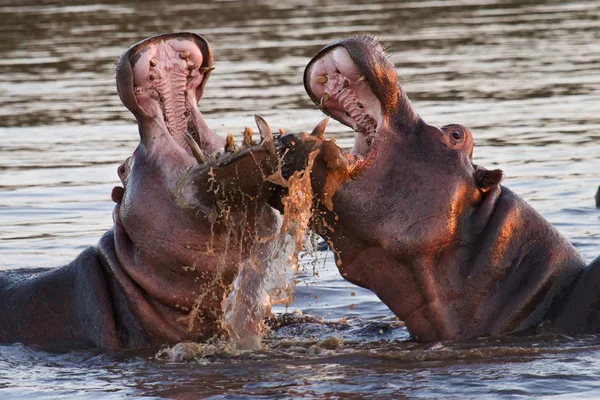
[276,35,600,342]
[0,33,280,349]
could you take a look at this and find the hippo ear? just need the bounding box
[474,165,503,193]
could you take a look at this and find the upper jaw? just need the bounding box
[303,43,383,157]
[115,33,225,161]
[303,35,422,158]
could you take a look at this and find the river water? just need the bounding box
[1,0,600,398]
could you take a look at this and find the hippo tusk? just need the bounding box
[310,116,330,139]
[224,132,237,153]
[184,133,207,163]
[317,93,330,110]
[242,126,254,147]
[254,115,275,154]
[254,115,274,142]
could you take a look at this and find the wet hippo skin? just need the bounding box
[0,33,280,349]
[277,35,592,342]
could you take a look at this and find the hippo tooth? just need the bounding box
[224,133,237,153]
[184,133,207,163]
[254,115,274,144]
[264,126,274,141]
[318,93,330,109]
[149,59,157,67]
[199,66,215,74]
[243,126,254,147]
[310,116,330,139]
[364,116,374,125]
[315,75,328,84]
[252,116,274,154]
[357,75,366,82]
[179,51,190,60]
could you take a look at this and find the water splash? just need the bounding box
[222,151,319,350]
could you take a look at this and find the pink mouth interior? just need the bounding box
[305,46,383,156]
[130,38,223,156]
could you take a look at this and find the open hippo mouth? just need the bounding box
[116,33,227,166]
[303,35,420,158]
[114,33,277,202]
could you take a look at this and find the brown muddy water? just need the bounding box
[1,0,600,398]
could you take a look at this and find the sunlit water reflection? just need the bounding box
[1,0,600,398]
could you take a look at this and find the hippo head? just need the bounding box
[100,33,279,346]
[276,36,518,341]
[289,36,503,257]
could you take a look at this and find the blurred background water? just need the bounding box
[1,0,599,398]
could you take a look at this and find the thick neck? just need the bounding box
[97,228,221,348]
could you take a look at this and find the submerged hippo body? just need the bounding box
[279,35,594,341]
[0,33,279,349]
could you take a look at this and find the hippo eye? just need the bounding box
[451,131,463,141]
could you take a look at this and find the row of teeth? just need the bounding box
[150,51,215,76]
[133,52,213,95]
[314,74,377,144]
[133,51,214,136]
[185,120,279,165]
[133,51,279,166]
[134,50,219,163]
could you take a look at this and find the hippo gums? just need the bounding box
[0,33,280,349]
[278,35,600,342]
